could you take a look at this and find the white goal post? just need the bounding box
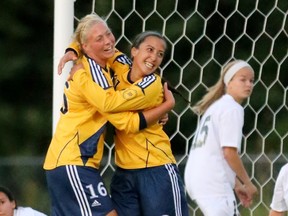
[52,0,75,133]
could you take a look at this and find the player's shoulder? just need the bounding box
[280,163,288,174]
[139,73,160,84]
[221,95,242,110]
[134,73,162,93]
[210,95,243,118]
[15,206,47,216]
[109,49,132,66]
[107,50,131,76]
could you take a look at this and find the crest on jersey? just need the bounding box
[122,89,138,100]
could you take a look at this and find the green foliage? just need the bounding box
[0,0,53,156]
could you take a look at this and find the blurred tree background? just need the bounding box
[0,0,287,215]
[0,1,53,156]
[0,0,53,213]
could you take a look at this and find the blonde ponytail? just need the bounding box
[192,60,242,115]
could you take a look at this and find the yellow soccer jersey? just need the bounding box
[62,43,175,169]
[44,54,162,170]
[112,67,176,169]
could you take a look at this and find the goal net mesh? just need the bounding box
[73,0,287,215]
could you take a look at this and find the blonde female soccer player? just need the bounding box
[184,60,258,216]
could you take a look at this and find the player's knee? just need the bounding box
[106,209,118,216]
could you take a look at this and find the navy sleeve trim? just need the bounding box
[65,48,78,56]
[139,112,147,130]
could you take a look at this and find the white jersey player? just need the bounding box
[184,60,258,216]
[269,163,288,216]
[0,186,47,216]
[14,207,47,216]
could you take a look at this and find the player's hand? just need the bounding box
[245,182,258,201]
[163,82,175,110]
[235,184,252,208]
[58,50,78,75]
[158,113,169,125]
[67,63,84,81]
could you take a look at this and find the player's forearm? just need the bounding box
[67,41,80,56]
[235,178,243,189]
[269,209,285,216]
[223,147,251,185]
[143,100,174,126]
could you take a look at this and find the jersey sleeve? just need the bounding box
[270,164,288,211]
[66,41,81,57]
[219,106,244,150]
[101,111,142,133]
[108,50,132,75]
[72,68,163,113]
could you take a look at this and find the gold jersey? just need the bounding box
[112,63,176,169]
[44,52,162,170]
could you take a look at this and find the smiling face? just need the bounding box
[81,21,115,67]
[226,66,254,103]
[130,35,166,81]
[0,192,15,216]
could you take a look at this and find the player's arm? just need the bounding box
[223,147,258,203]
[73,65,164,113]
[101,82,174,133]
[58,41,79,74]
[234,177,251,208]
[269,166,287,216]
[141,82,174,124]
[102,109,168,134]
[269,210,285,216]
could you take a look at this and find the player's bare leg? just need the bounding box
[106,210,118,216]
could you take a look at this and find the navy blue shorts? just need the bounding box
[110,164,189,216]
[46,165,114,216]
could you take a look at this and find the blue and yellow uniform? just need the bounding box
[44,52,163,216]
[62,43,189,216]
[107,52,188,216]
[44,53,163,170]
[111,57,176,168]
[65,43,177,169]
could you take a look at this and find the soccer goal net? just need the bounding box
[56,0,287,215]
